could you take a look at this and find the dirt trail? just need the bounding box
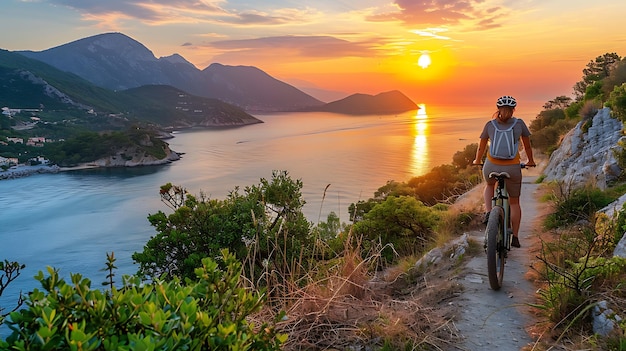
[450,171,544,350]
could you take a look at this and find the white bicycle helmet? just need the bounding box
[496,95,517,107]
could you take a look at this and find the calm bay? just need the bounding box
[0,104,499,308]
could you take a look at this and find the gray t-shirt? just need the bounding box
[479,117,531,141]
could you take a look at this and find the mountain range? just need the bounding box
[1,32,417,134]
[0,48,261,130]
[18,33,325,112]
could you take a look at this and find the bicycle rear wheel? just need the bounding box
[486,206,505,290]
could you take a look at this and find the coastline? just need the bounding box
[0,154,180,180]
[0,164,61,180]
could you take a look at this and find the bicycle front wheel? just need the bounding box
[486,206,505,290]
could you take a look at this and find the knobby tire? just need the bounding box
[486,206,505,290]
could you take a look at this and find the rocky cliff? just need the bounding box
[543,107,624,190]
[539,107,626,336]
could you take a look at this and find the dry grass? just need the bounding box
[255,231,467,351]
[253,182,488,350]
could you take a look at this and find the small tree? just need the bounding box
[0,260,25,322]
[451,143,478,169]
[543,95,573,110]
[573,52,622,100]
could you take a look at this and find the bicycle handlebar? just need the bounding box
[472,163,535,168]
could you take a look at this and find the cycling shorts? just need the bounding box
[482,159,523,198]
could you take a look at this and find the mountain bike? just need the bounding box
[484,164,530,290]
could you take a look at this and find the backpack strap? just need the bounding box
[491,117,517,131]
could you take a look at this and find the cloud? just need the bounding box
[367,0,504,30]
[410,27,451,40]
[49,0,316,27]
[206,35,376,59]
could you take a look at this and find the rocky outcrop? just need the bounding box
[91,144,180,167]
[543,107,624,190]
[0,164,60,180]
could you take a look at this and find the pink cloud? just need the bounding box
[368,0,504,29]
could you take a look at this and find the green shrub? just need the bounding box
[546,186,615,229]
[352,196,438,264]
[607,83,626,121]
[133,171,312,283]
[534,221,626,340]
[1,250,286,350]
[530,119,578,155]
[565,100,584,119]
[613,202,626,244]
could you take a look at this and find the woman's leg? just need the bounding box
[483,183,495,212]
[510,196,521,238]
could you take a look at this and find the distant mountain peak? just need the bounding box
[159,54,196,68]
[201,63,323,111]
[205,63,268,76]
[71,32,158,62]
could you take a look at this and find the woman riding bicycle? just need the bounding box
[472,95,536,248]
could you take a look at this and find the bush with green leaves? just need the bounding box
[545,185,615,229]
[607,82,626,121]
[527,102,582,155]
[1,250,286,351]
[133,171,312,284]
[613,201,626,244]
[352,195,438,264]
[534,228,626,343]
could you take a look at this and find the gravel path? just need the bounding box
[452,176,541,350]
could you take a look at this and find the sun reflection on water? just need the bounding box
[411,104,429,176]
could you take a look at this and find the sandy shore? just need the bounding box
[57,164,101,171]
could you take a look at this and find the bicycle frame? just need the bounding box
[485,171,512,290]
[491,173,511,251]
[478,163,531,290]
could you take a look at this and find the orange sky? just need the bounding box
[2,0,625,115]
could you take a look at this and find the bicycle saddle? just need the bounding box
[488,171,511,179]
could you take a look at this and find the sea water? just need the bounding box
[0,104,504,317]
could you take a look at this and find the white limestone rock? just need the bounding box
[543,108,624,190]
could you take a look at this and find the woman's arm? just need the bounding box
[521,136,536,166]
[473,138,489,164]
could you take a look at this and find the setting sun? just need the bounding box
[417,53,432,69]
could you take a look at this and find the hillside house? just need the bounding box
[26,137,45,147]
[7,137,24,144]
[0,156,18,167]
[2,107,40,117]
[28,137,46,143]
[29,156,48,165]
